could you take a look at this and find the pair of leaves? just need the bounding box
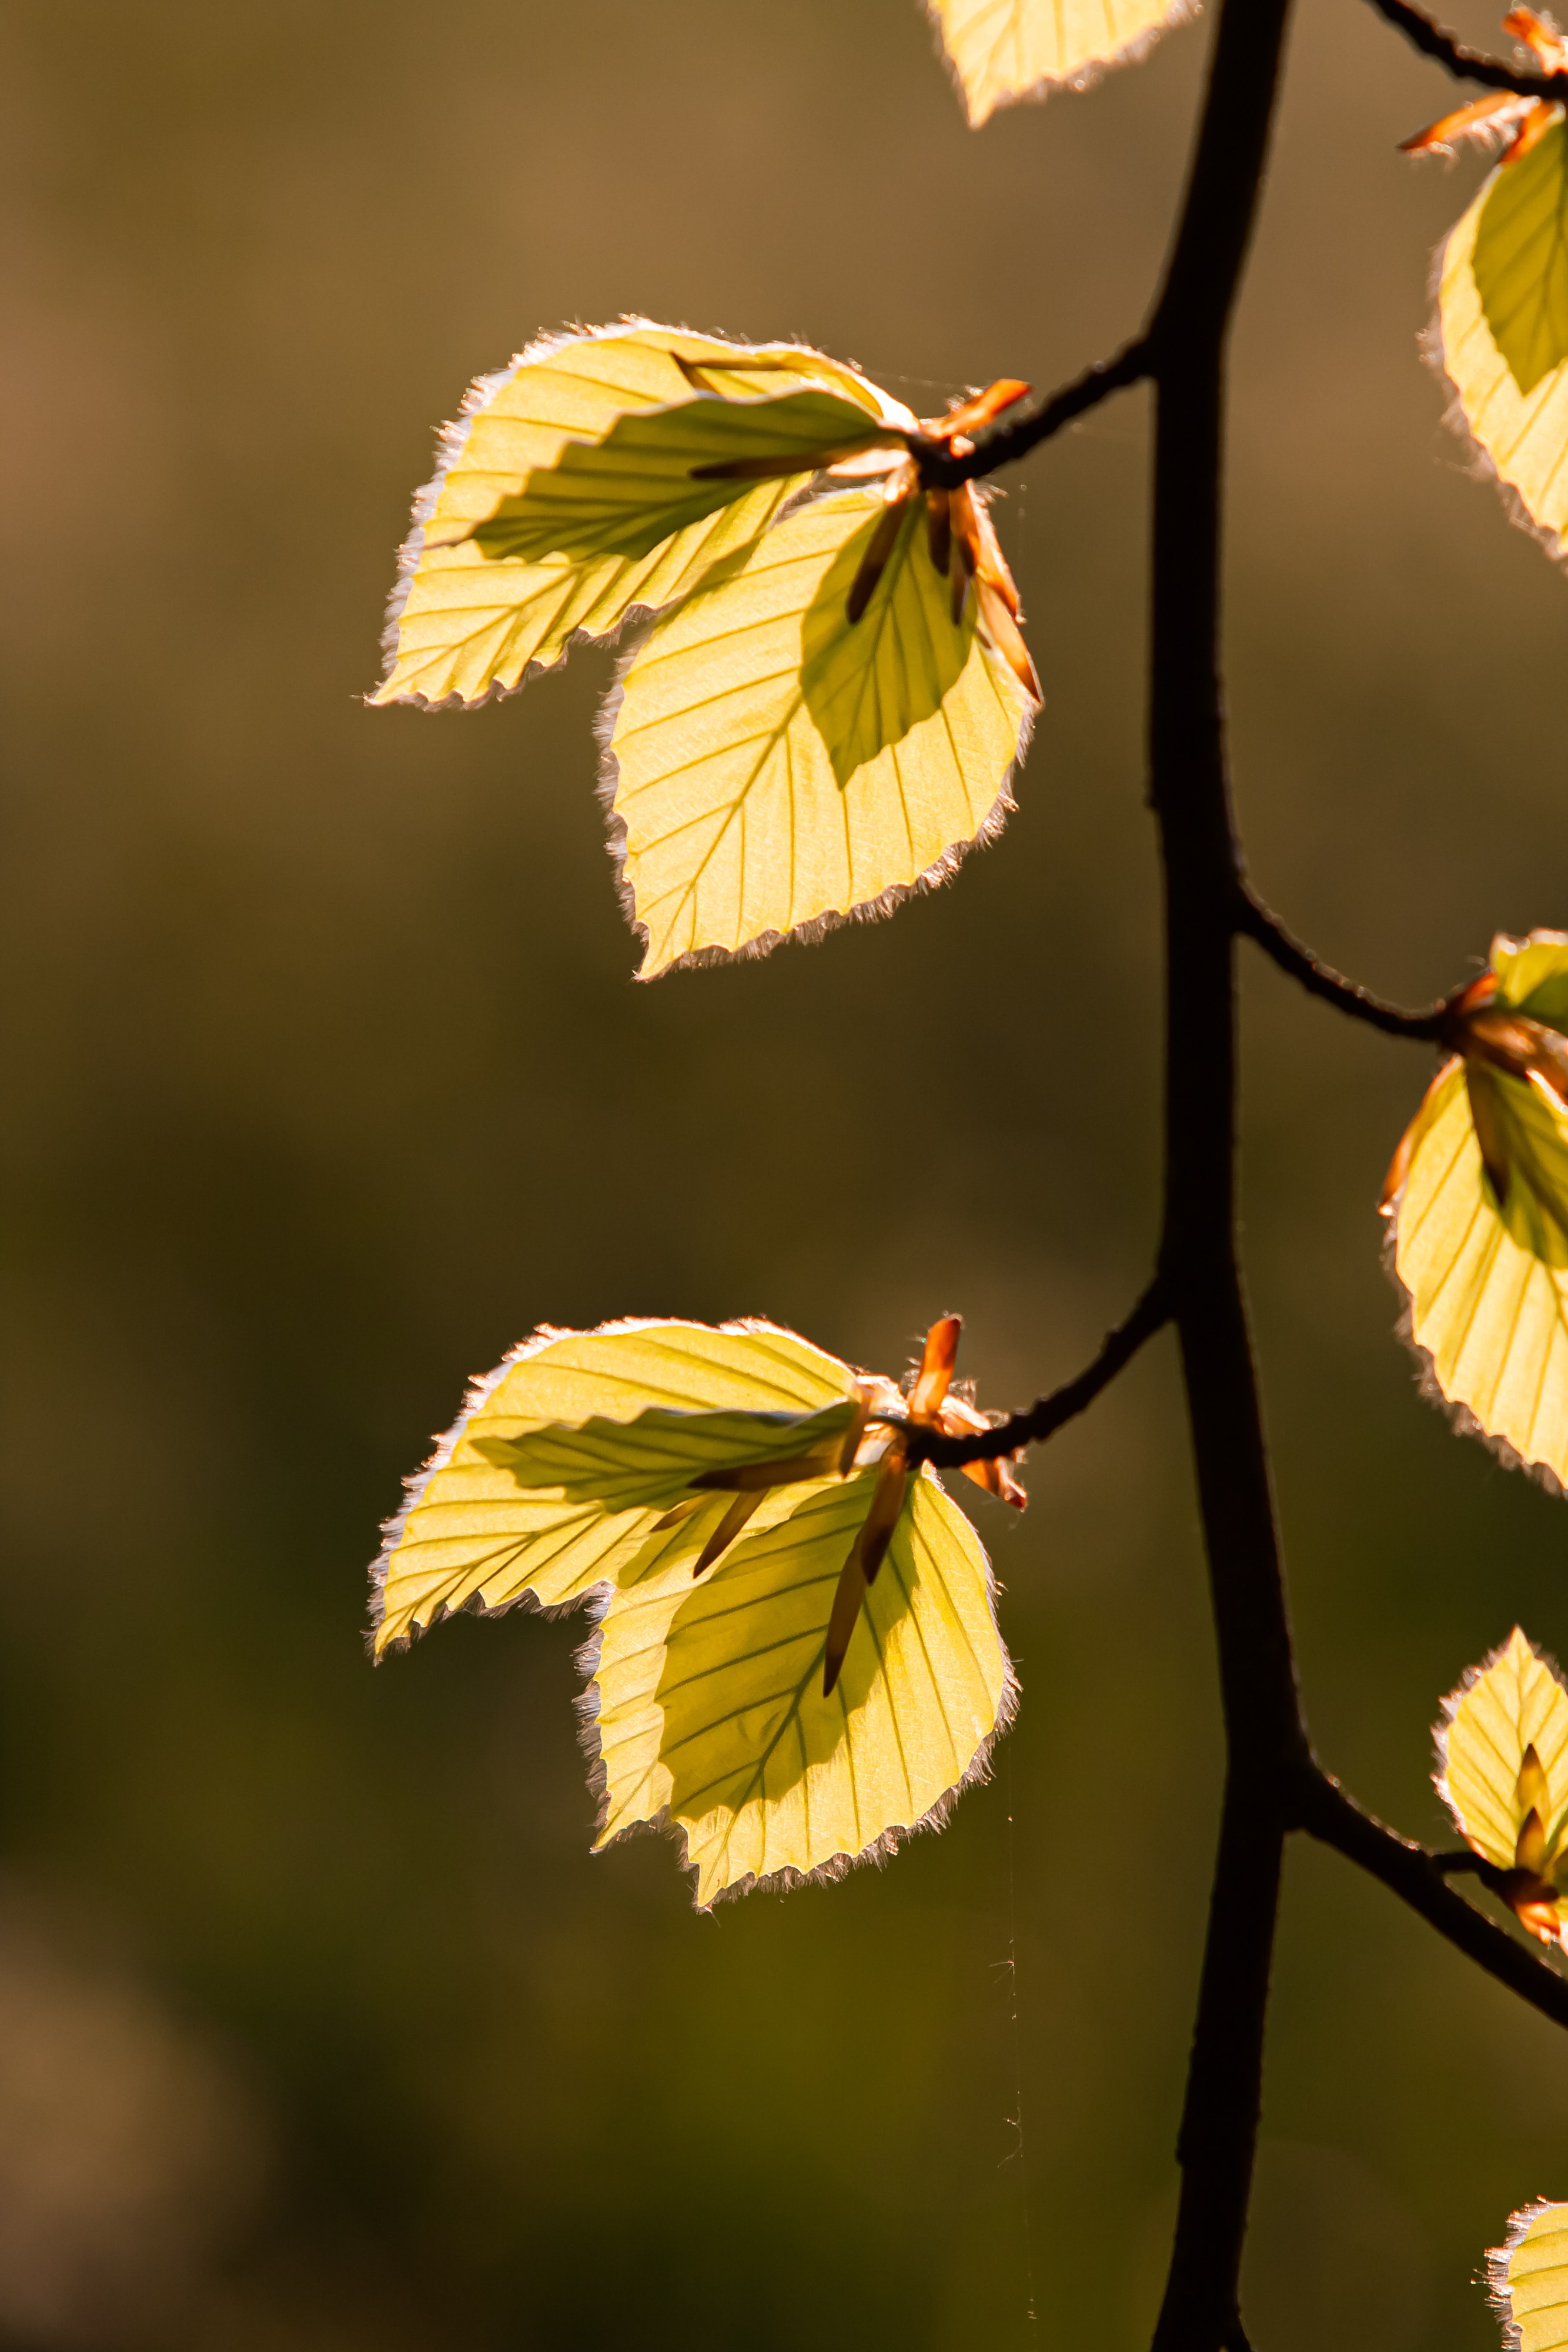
[926,0,1195,126]
[1414,15,1568,554]
[373,1316,1021,1907]
[1384,931,1568,1492]
[375,322,1037,977]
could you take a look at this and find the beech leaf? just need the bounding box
[1383,931,1568,1491]
[1436,1625,1568,1944]
[474,1398,860,1512]
[464,387,903,569]
[373,1312,1025,1906]
[587,1466,1015,1907]
[602,484,1036,977]
[1435,121,1568,555]
[926,0,1196,127]
[372,1318,860,1651]
[372,323,897,709]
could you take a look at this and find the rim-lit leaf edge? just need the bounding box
[373,318,899,713]
[570,1468,1020,1908]
[1487,2197,1568,2351]
[1433,1623,1568,1869]
[368,1313,856,1651]
[1382,930,1568,1498]
[1425,151,1568,568]
[922,0,1200,127]
[1381,1130,1568,1501]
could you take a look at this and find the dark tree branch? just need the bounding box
[905,1281,1168,1468]
[1297,1769,1568,2032]
[1236,884,1452,1041]
[1136,0,1312,2337]
[1362,0,1568,98]
[905,0,1568,2333]
[917,338,1153,489]
[1430,1846,1510,1887]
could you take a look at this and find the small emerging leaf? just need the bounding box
[1436,1625,1568,1943]
[1488,2198,1568,2350]
[1383,931,1568,1490]
[603,485,1035,977]
[926,0,1196,127]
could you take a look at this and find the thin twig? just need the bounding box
[1236,884,1450,1041]
[917,338,1154,490]
[1297,1770,1568,2032]
[1362,0,1568,97]
[1431,1847,1512,1892]
[906,1281,1169,1468]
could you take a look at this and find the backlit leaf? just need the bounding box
[586,1466,1015,1906]
[1496,927,1568,1026]
[372,322,895,708]
[1436,1626,1568,1943]
[1488,2199,1568,2350]
[374,1312,1024,1903]
[1383,933,1568,1491]
[1435,122,1568,553]
[475,1398,860,1511]
[464,388,902,569]
[602,484,1036,977]
[373,1318,859,1652]
[1474,115,1568,397]
[927,0,1195,126]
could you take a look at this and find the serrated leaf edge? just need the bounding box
[1424,189,1568,568]
[1380,1162,1568,1500]
[922,0,1201,128]
[367,1313,850,1652]
[1487,2197,1567,2352]
[568,1464,1021,1911]
[591,619,1033,983]
[370,318,895,711]
[1432,1626,1568,1853]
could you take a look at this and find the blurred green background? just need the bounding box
[5,0,1568,2343]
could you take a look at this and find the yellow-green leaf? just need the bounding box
[1436,1625,1568,1875]
[373,322,897,708]
[603,485,1035,977]
[464,388,902,569]
[1495,927,1568,1025]
[373,1318,859,1652]
[1489,2199,1568,2351]
[587,1466,1015,1906]
[1474,118,1568,397]
[926,0,1195,126]
[1385,931,1568,1489]
[1435,128,1568,554]
[475,1398,859,1511]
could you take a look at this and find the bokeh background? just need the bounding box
[5,0,1568,2343]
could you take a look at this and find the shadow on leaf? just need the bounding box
[801,499,971,789]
